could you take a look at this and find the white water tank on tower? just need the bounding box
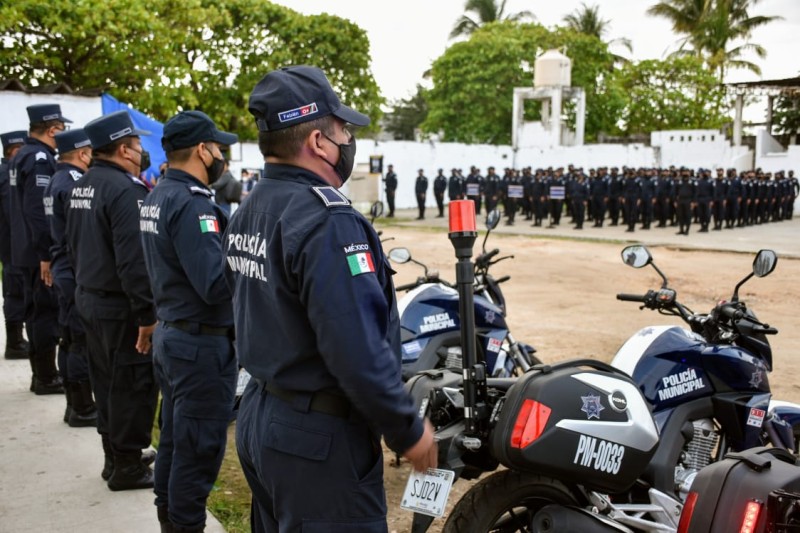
[534,49,571,87]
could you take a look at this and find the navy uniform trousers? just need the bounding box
[75,287,158,455]
[236,380,388,532]
[2,264,26,324]
[152,322,237,528]
[51,258,89,381]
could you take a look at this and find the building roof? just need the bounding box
[0,79,103,97]
[726,77,800,95]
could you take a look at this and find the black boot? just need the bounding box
[158,506,174,533]
[4,322,29,359]
[107,453,154,491]
[68,381,97,428]
[34,348,64,395]
[101,435,114,481]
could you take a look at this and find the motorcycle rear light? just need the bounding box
[677,491,698,533]
[739,500,762,533]
[510,399,551,449]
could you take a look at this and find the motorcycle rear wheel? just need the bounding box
[443,470,580,533]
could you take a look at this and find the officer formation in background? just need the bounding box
[388,164,798,234]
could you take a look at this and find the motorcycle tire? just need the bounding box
[442,470,581,533]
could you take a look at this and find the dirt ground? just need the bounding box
[379,227,800,533]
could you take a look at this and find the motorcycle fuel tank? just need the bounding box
[612,326,770,411]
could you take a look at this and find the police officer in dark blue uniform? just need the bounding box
[9,104,68,394]
[696,168,713,232]
[0,131,29,359]
[227,65,436,532]
[711,168,728,230]
[383,164,397,217]
[607,167,623,226]
[140,111,238,533]
[465,166,484,215]
[65,111,158,491]
[415,168,428,219]
[45,129,97,427]
[433,168,447,217]
[484,166,501,213]
[675,169,696,235]
[727,168,743,228]
[622,171,641,233]
[590,168,608,227]
[571,172,589,229]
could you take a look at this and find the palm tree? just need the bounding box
[647,0,781,81]
[450,0,535,39]
[562,2,633,59]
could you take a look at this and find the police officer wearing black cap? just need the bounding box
[45,129,98,427]
[415,168,428,219]
[227,65,436,531]
[140,111,238,533]
[0,130,30,360]
[383,164,397,217]
[433,168,447,217]
[9,104,69,394]
[65,110,158,491]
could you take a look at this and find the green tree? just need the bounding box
[385,85,429,140]
[773,94,800,137]
[424,21,623,144]
[450,0,535,39]
[613,55,727,135]
[0,0,383,139]
[647,0,780,81]
[562,2,632,62]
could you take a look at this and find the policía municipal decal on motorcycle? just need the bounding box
[580,394,605,419]
[657,367,707,401]
[419,312,456,333]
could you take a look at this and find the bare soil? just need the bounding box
[381,228,800,533]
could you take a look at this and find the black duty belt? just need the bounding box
[80,287,125,298]
[253,378,351,419]
[164,320,233,338]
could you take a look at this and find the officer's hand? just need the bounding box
[404,419,438,472]
[136,323,156,354]
[40,261,52,287]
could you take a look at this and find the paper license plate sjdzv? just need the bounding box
[400,467,455,518]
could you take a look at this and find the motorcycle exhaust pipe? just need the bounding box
[533,504,632,533]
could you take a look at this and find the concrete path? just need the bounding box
[381,208,800,258]
[0,350,226,532]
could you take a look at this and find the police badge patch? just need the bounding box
[581,394,605,420]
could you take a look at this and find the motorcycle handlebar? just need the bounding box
[617,293,647,302]
[476,248,500,265]
[495,275,511,284]
[395,282,418,292]
[717,304,744,321]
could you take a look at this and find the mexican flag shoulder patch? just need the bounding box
[199,214,219,233]
[344,242,376,276]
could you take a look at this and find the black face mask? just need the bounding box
[130,147,150,174]
[205,155,226,185]
[322,134,356,186]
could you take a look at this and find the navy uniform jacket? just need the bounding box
[140,169,232,326]
[415,175,428,194]
[433,175,447,194]
[224,164,423,454]
[65,159,155,326]
[589,176,608,198]
[44,162,84,266]
[0,158,13,264]
[384,171,397,192]
[712,178,728,201]
[9,137,55,268]
[696,177,713,201]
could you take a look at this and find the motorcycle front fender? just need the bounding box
[769,399,800,450]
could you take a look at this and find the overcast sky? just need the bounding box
[271,0,800,118]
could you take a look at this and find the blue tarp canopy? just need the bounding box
[101,93,164,185]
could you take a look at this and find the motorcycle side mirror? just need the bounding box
[621,245,651,268]
[485,210,501,231]
[369,200,384,222]
[731,249,778,302]
[387,247,411,264]
[753,249,777,278]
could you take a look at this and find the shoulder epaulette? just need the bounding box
[189,185,213,198]
[310,186,350,207]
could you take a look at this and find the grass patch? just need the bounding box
[207,423,251,532]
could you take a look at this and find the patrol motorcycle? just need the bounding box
[407,246,800,533]
[389,210,539,380]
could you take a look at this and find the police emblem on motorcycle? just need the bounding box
[749,370,763,388]
[580,394,605,419]
[484,310,496,323]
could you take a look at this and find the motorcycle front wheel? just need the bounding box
[443,470,581,533]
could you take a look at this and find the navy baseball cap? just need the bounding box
[1,130,27,150]
[55,129,91,154]
[84,111,150,149]
[27,104,72,125]
[162,110,238,152]
[248,65,370,132]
